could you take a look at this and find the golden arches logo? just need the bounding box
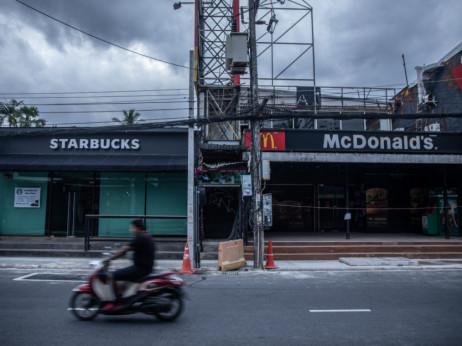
[261,133,275,149]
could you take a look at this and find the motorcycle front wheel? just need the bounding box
[152,290,183,322]
[69,292,100,321]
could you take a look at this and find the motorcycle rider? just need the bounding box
[101,219,155,310]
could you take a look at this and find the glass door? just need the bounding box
[48,173,98,237]
[318,185,346,231]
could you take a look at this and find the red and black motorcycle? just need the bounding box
[69,262,185,322]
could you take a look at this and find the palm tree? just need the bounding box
[112,109,143,125]
[18,106,46,127]
[0,99,23,127]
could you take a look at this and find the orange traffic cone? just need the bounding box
[179,243,196,274]
[265,240,279,269]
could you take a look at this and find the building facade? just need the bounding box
[0,128,188,238]
[393,42,462,132]
[198,43,462,241]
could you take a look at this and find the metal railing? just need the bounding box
[84,214,187,251]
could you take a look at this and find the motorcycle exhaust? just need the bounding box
[142,297,171,313]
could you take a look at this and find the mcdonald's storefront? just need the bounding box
[243,129,462,235]
[0,128,189,238]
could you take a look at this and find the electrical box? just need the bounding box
[263,193,273,229]
[241,174,252,197]
[262,160,271,181]
[225,32,248,75]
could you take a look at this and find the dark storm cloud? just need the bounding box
[8,0,192,66]
[0,0,460,126]
[3,0,461,89]
[312,0,462,87]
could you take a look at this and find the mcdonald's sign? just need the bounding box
[244,131,286,151]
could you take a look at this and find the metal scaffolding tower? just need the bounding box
[196,0,316,141]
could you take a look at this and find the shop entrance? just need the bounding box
[317,185,346,231]
[270,184,315,232]
[47,173,98,237]
[202,187,240,239]
[268,184,349,233]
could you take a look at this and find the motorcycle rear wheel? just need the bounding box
[152,291,183,322]
[70,292,100,321]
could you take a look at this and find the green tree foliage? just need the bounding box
[0,100,46,127]
[0,99,23,127]
[18,106,46,127]
[112,109,143,125]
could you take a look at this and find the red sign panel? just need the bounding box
[451,64,462,92]
[245,131,286,151]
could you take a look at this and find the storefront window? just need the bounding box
[146,173,187,236]
[98,173,145,236]
[0,172,48,235]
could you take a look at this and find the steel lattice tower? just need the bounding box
[196,0,316,141]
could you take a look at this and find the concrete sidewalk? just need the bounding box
[1,256,462,273]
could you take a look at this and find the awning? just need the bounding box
[0,154,187,171]
[0,127,188,172]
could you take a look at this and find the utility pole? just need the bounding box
[187,49,197,267]
[248,0,264,269]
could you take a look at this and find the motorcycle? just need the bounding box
[69,261,185,322]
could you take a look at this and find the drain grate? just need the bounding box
[14,273,88,282]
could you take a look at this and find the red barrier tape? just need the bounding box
[273,203,460,211]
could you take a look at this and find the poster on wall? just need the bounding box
[410,188,428,229]
[14,187,41,208]
[366,188,388,228]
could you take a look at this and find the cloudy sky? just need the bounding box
[0,0,461,126]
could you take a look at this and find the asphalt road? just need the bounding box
[1,268,461,346]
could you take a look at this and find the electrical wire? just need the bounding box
[0,88,189,95]
[2,109,462,135]
[39,108,191,114]
[25,99,190,106]
[6,94,190,100]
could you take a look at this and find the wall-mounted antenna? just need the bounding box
[402,54,409,88]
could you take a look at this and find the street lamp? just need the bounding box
[173,2,195,10]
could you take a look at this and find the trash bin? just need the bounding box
[422,204,439,235]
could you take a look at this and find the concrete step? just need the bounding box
[0,238,186,260]
[3,237,460,261]
[0,248,102,258]
[244,245,462,254]
[244,252,462,261]
[0,248,186,260]
[246,241,462,246]
[199,240,220,260]
[0,242,84,250]
[244,240,462,260]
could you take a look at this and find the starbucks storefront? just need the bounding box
[0,128,188,238]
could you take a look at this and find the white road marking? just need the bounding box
[13,273,85,283]
[13,273,37,281]
[310,309,372,313]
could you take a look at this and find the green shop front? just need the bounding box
[0,128,188,238]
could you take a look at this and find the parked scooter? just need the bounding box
[69,261,185,321]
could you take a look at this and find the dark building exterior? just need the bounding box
[198,43,462,242]
[393,43,462,132]
[0,128,188,238]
